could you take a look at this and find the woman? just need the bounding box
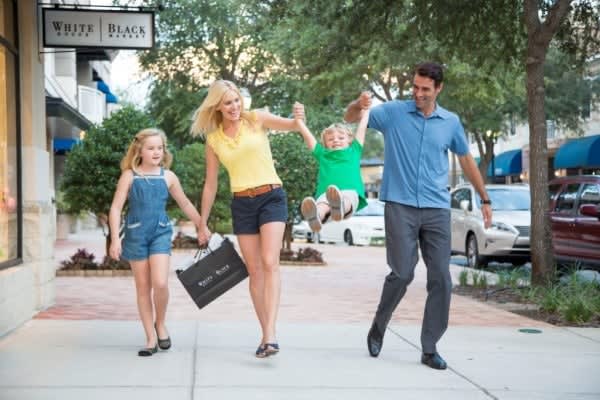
[191,80,302,358]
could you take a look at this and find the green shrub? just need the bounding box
[458,269,469,286]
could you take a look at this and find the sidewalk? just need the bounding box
[0,228,598,399]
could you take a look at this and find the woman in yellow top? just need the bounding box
[191,80,303,358]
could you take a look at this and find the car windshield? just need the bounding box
[477,189,530,211]
[355,200,385,216]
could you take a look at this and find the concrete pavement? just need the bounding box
[0,228,598,399]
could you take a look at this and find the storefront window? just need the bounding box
[0,0,19,267]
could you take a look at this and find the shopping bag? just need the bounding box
[175,234,248,309]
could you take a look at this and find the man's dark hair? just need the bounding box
[415,62,444,87]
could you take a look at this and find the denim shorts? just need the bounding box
[121,215,173,261]
[231,187,288,234]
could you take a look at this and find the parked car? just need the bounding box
[291,219,315,243]
[318,198,385,246]
[450,184,531,268]
[549,175,600,269]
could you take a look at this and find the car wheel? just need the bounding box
[306,233,314,243]
[344,230,354,246]
[466,234,487,269]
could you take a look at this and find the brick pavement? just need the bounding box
[38,228,549,327]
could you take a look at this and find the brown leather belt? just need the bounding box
[233,184,281,198]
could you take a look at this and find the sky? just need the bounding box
[110,50,151,108]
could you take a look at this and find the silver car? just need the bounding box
[450,184,531,268]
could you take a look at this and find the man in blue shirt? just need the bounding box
[345,62,492,370]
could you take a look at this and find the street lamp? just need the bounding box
[485,130,497,183]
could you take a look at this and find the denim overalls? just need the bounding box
[121,168,173,261]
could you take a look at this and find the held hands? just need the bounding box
[293,102,305,121]
[359,91,372,110]
[196,222,212,247]
[481,204,493,229]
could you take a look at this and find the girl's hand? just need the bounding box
[197,223,212,247]
[109,240,122,261]
[293,102,305,121]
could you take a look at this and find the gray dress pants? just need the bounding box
[373,202,452,354]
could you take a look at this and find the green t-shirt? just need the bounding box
[313,140,367,211]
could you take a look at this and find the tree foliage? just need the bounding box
[170,142,232,231]
[269,133,317,250]
[146,76,207,148]
[137,0,275,90]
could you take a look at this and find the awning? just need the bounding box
[554,134,600,169]
[488,149,522,176]
[53,137,81,153]
[96,80,119,104]
[46,96,91,130]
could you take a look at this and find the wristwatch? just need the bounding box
[481,199,492,205]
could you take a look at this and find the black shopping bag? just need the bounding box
[176,235,248,309]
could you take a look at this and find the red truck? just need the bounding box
[548,175,600,269]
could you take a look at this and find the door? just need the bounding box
[573,183,600,264]
[549,183,581,259]
[450,188,472,253]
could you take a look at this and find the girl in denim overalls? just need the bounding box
[108,128,203,357]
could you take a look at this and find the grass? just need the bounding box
[459,264,600,325]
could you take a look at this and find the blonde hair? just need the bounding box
[320,123,354,145]
[120,128,173,173]
[190,80,254,137]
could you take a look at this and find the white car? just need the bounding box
[318,199,385,246]
[450,184,531,268]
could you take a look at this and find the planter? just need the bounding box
[56,269,133,277]
[280,260,327,267]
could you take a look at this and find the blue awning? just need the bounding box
[554,134,600,169]
[53,137,80,153]
[96,80,119,104]
[488,149,522,176]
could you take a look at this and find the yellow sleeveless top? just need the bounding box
[206,113,282,193]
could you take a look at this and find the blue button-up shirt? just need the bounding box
[368,100,469,209]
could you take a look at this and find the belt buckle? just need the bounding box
[248,187,257,198]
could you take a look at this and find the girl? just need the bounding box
[190,80,302,358]
[108,128,203,357]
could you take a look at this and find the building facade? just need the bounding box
[0,0,120,336]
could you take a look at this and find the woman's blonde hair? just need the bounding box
[190,80,253,137]
[320,123,354,144]
[120,128,173,173]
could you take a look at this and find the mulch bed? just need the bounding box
[452,285,600,328]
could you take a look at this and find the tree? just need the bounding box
[137,0,274,91]
[270,133,318,250]
[170,142,232,232]
[440,60,527,181]
[60,106,154,256]
[411,0,600,284]
[146,76,207,148]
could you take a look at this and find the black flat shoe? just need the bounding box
[367,321,383,357]
[138,344,158,357]
[421,352,447,370]
[155,323,171,350]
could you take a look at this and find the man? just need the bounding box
[344,62,492,370]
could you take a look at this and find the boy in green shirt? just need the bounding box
[294,103,369,232]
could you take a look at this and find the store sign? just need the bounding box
[43,9,154,49]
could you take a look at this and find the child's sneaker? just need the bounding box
[326,185,345,221]
[301,197,322,232]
